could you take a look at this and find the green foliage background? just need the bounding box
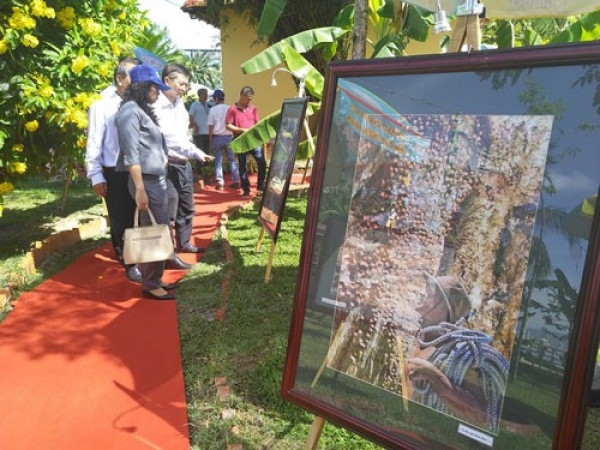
[0,1,148,197]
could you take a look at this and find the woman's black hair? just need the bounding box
[122,82,160,125]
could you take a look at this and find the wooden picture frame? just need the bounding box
[282,42,600,449]
[258,97,308,243]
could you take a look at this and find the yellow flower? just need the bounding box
[12,144,24,152]
[109,41,121,57]
[32,0,55,19]
[118,12,127,20]
[77,135,87,149]
[0,205,4,217]
[25,120,39,132]
[56,7,75,29]
[0,181,15,195]
[70,109,88,129]
[98,62,112,78]
[8,7,36,30]
[21,34,39,48]
[71,55,89,74]
[78,18,102,37]
[39,84,54,98]
[8,162,27,175]
[0,39,7,54]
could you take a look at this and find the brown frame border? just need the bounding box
[281,42,600,449]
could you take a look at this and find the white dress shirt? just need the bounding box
[154,92,208,160]
[85,85,122,186]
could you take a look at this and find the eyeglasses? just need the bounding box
[167,76,189,91]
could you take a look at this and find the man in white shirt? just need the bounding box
[155,63,214,255]
[207,89,240,190]
[85,57,143,283]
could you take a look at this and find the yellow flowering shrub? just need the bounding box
[0,0,148,200]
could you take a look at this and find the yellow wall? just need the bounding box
[220,12,298,117]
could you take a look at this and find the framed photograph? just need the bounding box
[258,97,308,243]
[282,42,600,449]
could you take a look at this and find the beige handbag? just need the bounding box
[122,208,174,265]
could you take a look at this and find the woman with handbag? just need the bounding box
[115,65,178,300]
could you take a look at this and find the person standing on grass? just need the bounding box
[154,63,214,256]
[114,65,179,301]
[207,89,240,190]
[226,86,267,197]
[85,56,143,283]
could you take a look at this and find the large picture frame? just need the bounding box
[258,97,308,243]
[282,42,600,449]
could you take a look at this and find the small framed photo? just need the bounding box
[258,97,308,242]
[282,42,600,449]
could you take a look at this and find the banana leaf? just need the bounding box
[256,0,288,37]
[240,27,349,75]
[230,102,320,155]
[550,11,600,43]
[281,43,324,100]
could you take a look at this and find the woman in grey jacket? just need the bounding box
[115,65,178,300]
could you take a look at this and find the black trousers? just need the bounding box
[103,167,136,260]
[167,161,196,248]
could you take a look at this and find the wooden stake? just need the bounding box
[447,15,481,53]
[397,335,409,413]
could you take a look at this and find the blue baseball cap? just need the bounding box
[212,89,225,100]
[129,65,171,91]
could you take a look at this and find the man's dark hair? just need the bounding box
[162,63,191,81]
[113,56,142,83]
[240,86,255,97]
[122,82,160,125]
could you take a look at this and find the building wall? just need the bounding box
[220,12,298,116]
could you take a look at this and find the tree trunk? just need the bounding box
[352,0,368,59]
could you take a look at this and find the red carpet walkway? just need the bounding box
[0,181,257,449]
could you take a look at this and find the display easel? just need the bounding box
[255,226,277,283]
[303,13,482,448]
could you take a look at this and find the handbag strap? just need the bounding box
[133,208,159,228]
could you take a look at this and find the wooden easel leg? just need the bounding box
[264,241,276,283]
[305,416,326,450]
[255,226,265,252]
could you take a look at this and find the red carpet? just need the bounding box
[0,181,256,449]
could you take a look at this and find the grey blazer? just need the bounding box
[115,101,167,176]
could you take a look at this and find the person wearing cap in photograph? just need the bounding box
[114,64,180,301]
[207,89,240,190]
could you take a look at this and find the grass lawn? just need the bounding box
[1,177,600,448]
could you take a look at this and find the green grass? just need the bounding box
[1,179,600,449]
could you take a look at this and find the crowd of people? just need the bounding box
[85,57,268,300]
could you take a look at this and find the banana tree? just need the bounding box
[230,1,433,155]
